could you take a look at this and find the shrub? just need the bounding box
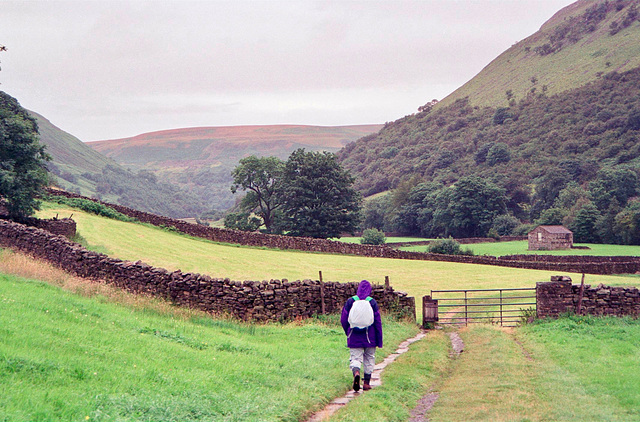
[223,212,261,232]
[428,237,474,255]
[47,195,135,222]
[492,214,521,236]
[360,228,386,245]
[487,228,501,240]
[512,223,537,236]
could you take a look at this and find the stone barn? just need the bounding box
[528,225,573,250]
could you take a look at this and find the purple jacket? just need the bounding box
[340,280,383,348]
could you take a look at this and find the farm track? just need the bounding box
[408,307,465,422]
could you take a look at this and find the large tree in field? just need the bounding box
[279,149,361,239]
[230,155,284,233]
[0,91,50,219]
[433,176,507,238]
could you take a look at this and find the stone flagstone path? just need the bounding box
[306,330,427,422]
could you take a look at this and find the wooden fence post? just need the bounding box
[319,270,325,315]
[577,273,586,315]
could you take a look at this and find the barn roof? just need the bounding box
[534,225,573,234]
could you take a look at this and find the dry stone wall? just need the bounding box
[537,276,640,318]
[0,219,415,322]
[44,189,640,275]
[0,215,76,239]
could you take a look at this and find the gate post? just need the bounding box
[423,295,438,329]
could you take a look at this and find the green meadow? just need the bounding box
[337,236,432,244]
[400,240,640,257]
[0,269,421,422]
[36,205,640,308]
[0,203,637,421]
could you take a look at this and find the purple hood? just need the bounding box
[356,280,372,299]
[340,279,383,349]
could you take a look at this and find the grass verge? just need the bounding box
[427,320,639,422]
[518,315,640,421]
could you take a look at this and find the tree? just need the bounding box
[589,167,639,211]
[0,92,50,219]
[614,200,640,245]
[491,214,521,236]
[493,107,513,125]
[531,170,571,219]
[535,207,567,226]
[569,202,601,243]
[433,176,507,238]
[486,142,511,166]
[223,211,261,232]
[396,182,441,236]
[278,149,362,239]
[597,199,622,244]
[230,156,284,233]
[362,195,391,231]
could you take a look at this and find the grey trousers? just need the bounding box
[349,347,376,375]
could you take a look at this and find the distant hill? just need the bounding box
[439,0,640,109]
[30,111,207,218]
[89,124,382,211]
[338,0,640,222]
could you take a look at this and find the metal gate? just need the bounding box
[424,287,536,327]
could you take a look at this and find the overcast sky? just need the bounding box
[1,0,575,141]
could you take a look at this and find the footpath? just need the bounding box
[306,331,428,422]
[306,328,463,422]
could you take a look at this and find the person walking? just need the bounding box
[340,279,383,392]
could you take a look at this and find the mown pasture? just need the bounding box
[36,205,640,309]
[400,240,640,257]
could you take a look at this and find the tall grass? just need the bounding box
[520,315,640,420]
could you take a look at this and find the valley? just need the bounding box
[3,1,640,420]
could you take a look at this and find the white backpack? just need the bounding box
[348,296,374,329]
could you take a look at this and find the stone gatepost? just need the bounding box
[536,275,573,318]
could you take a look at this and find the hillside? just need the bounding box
[340,66,640,196]
[30,111,206,218]
[88,124,382,211]
[338,0,640,240]
[439,0,640,109]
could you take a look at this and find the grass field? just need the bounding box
[337,236,431,244]
[35,205,640,313]
[4,203,640,421]
[0,267,423,422]
[423,318,640,422]
[400,240,640,257]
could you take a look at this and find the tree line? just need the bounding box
[361,167,640,245]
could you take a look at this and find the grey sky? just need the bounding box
[1,0,575,141]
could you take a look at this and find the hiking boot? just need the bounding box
[363,381,371,391]
[352,370,360,392]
